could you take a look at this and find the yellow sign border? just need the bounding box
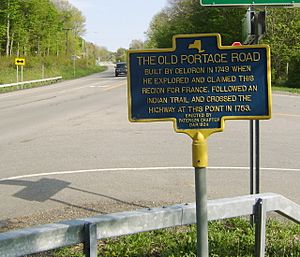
[127,33,272,140]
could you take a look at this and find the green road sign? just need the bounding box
[200,0,300,6]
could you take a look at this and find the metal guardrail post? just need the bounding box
[84,222,97,257]
[0,76,62,89]
[254,198,266,257]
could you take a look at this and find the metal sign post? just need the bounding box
[193,132,209,256]
[243,8,267,200]
[21,66,24,82]
[127,33,271,257]
[71,55,80,78]
[16,65,19,83]
[15,58,25,83]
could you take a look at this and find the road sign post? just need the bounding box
[16,66,19,83]
[15,58,25,83]
[21,66,24,82]
[127,33,271,257]
[193,132,209,257]
[245,8,266,224]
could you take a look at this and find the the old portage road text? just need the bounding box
[128,34,271,132]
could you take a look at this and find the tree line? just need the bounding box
[143,0,300,87]
[0,0,109,60]
[1,0,299,86]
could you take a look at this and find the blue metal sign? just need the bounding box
[128,34,271,135]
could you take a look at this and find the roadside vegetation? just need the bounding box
[272,86,300,94]
[1,1,299,256]
[0,0,113,91]
[0,56,106,84]
[143,0,300,89]
[0,55,106,93]
[32,218,299,257]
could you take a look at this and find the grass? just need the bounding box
[38,218,299,257]
[272,86,300,95]
[0,56,107,93]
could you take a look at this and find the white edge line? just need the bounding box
[0,166,299,182]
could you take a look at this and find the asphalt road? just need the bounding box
[0,66,299,221]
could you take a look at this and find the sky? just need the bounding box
[67,0,168,52]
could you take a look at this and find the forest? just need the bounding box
[144,0,300,87]
[0,0,111,83]
[0,0,299,87]
[0,0,112,59]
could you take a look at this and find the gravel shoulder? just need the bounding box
[0,199,178,233]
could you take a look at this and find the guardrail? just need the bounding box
[0,76,62,89]
[0,193,299,257]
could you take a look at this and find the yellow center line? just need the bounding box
[103,81,125,91]
[275,113,300,118]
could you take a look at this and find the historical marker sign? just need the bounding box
[128,34,271,136]
[200,0,300,6]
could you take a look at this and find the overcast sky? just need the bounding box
[67,0,168,52]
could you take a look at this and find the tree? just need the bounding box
[145,0,300,84]
[129,39,144,50]
[145,10,174,48]
[18,0,61,56]
[0,0,87,57]
[52,0,86,57]
[0,0,22,56]
[287,53,300,88]
[145,0,244,48]
[94,46,114,62]
[262,8,300,83]
[115,48,127,62]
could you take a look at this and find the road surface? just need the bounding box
[0,66,299,221]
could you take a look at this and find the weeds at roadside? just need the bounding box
[42,218,300,257]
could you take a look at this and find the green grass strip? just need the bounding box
[272,86,300,95]
[51,218,299,257]
[0,66,107,94]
